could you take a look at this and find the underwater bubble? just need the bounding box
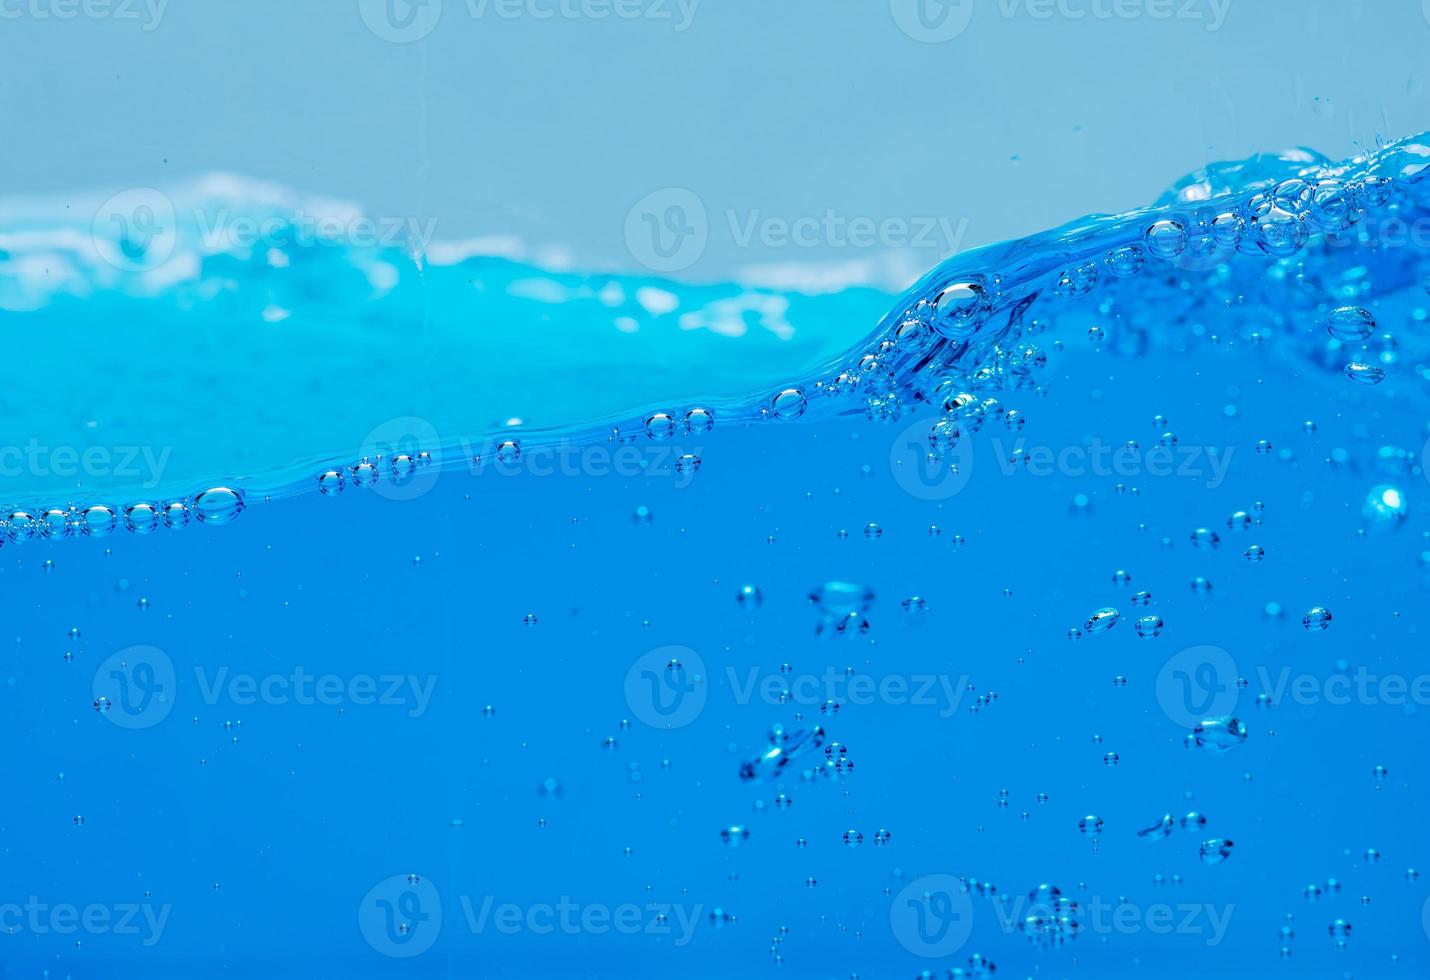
[643,412,676,440]
[1190,528,1220,550]
[632,505,653,526]
[894,317,932,351]
[350,459,380,486]
[1112,569,1132,586]
[162,501,191,529]
[1145,219,1188,258]
[122,503,161,535]
[928,418,962,456]
[1104,244,1145,277]
[674,453,701,477]
[1302,607,1333,631]
[737,584,763,608]
[1131,590,1153,607]
[809,581,874,617]
[684,407,714,434]
[1191,716,1247,754]
[1328,919,1352,939]
[1137,814,1175,840]
[1226,510,1251,531]
[1102,751,1120,766]
[193,488,245,525]
[1243,544,1266,561]
[1362,485,1407,529]
[770,388,807,420]
[1134,615,1164,639]
[317,470,345,495]
[873,829,891,846]
[1344,361,1386,385]
[1324,306,1376,341]
[1087,325,1105,346]
[1084,607,1120,634]
[842,829,863,847]
[1181,811,1207,831]
[863,522,883,539]
[1078,815,1104,836]
[719,824,749,847]
[1199,839,1235,865]
[931,281,991,338]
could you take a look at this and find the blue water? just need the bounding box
[4,133,1430,978]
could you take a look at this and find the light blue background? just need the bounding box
[3,0,1429,278]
